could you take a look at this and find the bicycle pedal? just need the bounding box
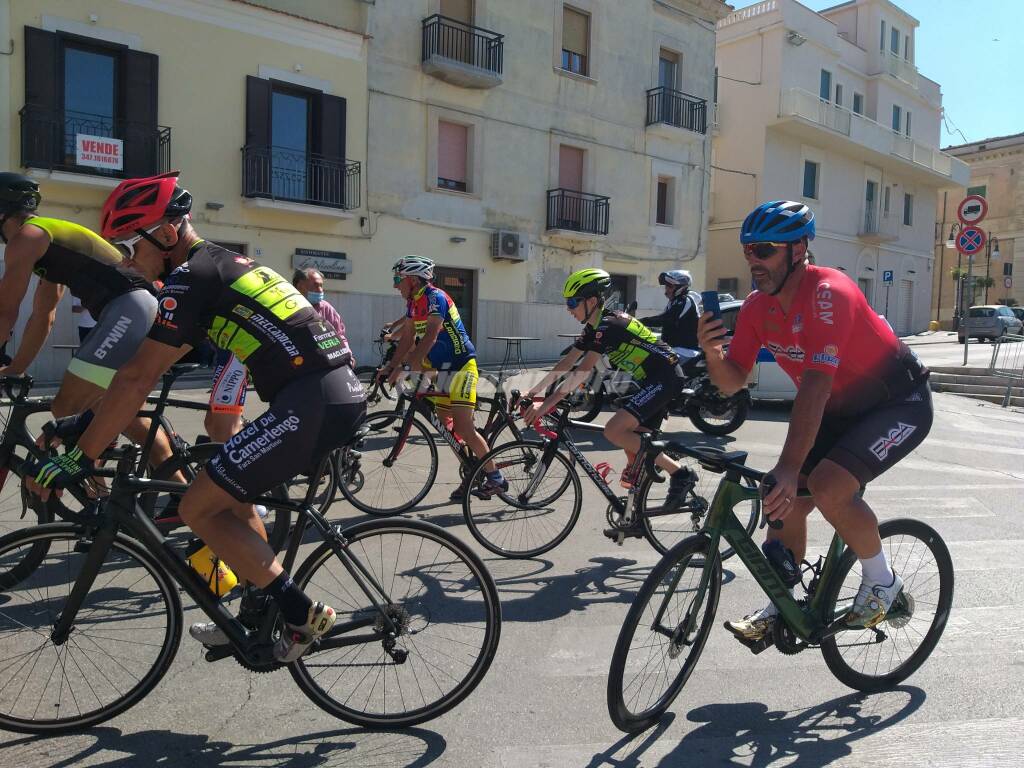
[204,645,234,662]
[724,625,774,655]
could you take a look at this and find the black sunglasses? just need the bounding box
[743,241,790,260]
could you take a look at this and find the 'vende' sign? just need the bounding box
[75,134,123,170]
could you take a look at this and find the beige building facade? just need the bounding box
[933,132,1024,327]
[709,0,969,336]
[2,0,730,382]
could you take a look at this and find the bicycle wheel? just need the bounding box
[338,412,439,516]
[638,453,759,559]
[289,517,501,728]
[0,459,56,586]
[820,518,954,692]
[355,365,396,411]
[608,535,721,733]
[463,440,580,558]
[144,442,292,553]
[0,524,183,734]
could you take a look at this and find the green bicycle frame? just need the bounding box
[667,474,847,644]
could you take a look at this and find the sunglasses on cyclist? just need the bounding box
[743,242,791,260]
[565,297,587,310]
[393,273,405,286]
[113,223,165,261]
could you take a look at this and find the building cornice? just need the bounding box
[654,0,734,24]
[120,0,366,61]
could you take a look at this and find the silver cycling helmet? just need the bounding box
[393,255,435,280]
[658,269,692,288]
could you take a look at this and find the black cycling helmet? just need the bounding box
[0,172,41,215]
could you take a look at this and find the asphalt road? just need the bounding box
[1,345,1022,767]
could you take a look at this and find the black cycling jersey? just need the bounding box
[639,292,700,349]
[573,309,679,381]
[26,216,153,316]
[147,241,351,400]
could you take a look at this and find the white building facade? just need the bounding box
[708,0,969,335]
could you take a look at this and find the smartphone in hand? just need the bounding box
[700,290,721,321]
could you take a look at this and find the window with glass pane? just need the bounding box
[63,45,118,167]
[883,186,891,215]
[438,120,469,192]
[802,160,819,200]
[890,27,900,55]
[905,111,912,137]
[891,104,902,132]
[561,6,589,75]
[903,193,913,225]
[853,93,864,115]
[834,83,843,107]
[880,20,886,51]
[271,89,310,201]
[819,70,832,101]
[904,34,910,61]
[656,177,674,225]
[659,50,679,90]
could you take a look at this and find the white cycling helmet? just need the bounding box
[393,255,435,280]
[658,269,692,288]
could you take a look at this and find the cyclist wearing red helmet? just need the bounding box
[0,171,157,421]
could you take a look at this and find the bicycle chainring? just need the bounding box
[772,605,811,655]
[606,498,630,529]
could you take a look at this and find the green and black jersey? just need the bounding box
[147,241,351,401]
[25,216,153,316]
[573,309,679,381]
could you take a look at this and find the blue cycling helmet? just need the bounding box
[740,200,815,244]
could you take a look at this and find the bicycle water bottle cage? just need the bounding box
[594,461,614,482]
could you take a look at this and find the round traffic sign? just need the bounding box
[956,226,986,256]
[1005,276,1013,289]
[957,195,988,226]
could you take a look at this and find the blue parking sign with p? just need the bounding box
[883,270,894,285]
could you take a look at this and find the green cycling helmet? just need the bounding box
[563,268,611,299]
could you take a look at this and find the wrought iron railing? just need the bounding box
[645,87,707,134]
[19,106,171,177]
[242,145,360,210]
[422,14,503,75]
[546,189,610,235]
[989,333,1024,407]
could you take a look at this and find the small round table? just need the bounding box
[487,336,540,379]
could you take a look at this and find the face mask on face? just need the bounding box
[306,291,324,304]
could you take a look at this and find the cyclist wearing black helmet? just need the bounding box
[699,200,931,641]
[639,269,702,360]
[0,171,157,419]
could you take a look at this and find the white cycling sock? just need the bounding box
[859,550,894,586]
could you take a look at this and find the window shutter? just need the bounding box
[122,49,159,176]
[438,121,468,185]
[245,75,272,148]
[23,26,59,169]
[318,93,347,206]
[562,8,588,56]
[558,145,584,191]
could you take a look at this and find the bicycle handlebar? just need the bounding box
[0,374,34,402]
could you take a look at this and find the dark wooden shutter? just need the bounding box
[244,76,272,197]
[23,26,59,169]
[122,49,159,176]
[318,94,347,206]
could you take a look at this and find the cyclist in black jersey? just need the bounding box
[30,172,366,662]
[639,269,702,359]
[523,268,697,527]
[0,171,177,463]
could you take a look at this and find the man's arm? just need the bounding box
[638,308,667,328]
[0,225,49,345]
[526,346,584,399]
[404,316,443,369]
[387,317,416,368]
[523,351,600,423]
[697,312,750,394]
[6,280,62,374]
[76,339,189,460]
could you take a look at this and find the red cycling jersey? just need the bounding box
[727,265,919,416]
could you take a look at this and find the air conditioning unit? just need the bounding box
[490,230,527,261]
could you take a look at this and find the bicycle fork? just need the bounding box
[50,526,118,645]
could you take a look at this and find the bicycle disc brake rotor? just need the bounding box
[886,591,914,628]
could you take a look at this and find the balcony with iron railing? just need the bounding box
[20,106,171,179]
[242,146,360,211]
[645,87,708,136]
[546,189,610,236]
[421,14,504,89]
[858,206,900,243]
[777,88,969,185]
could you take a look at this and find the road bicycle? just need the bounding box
[335,375,529,516]
[461,401,761,558]
[0,434,501,734]
[353,327,399,410]
[606,444,953,733]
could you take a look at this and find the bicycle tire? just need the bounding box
[819,518,954,692]
[0,523,183,734]
[463,440,581,558]
[338,411,438,516]
[144,442,292,554]
[569,384,604,423]
[289,517,501,728]
[638,453,759,559]
[608,535,721,733]
[686,391,749,436]
[0,469,55,587]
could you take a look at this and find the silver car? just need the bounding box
[958,305,1024,343]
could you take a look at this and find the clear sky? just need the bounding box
[726,0,1022,147]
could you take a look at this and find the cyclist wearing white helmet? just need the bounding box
[639,269,701,360]
[383,255,506,499]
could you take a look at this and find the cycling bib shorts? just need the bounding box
[68,289,158,388]
[209,349,248,415]
[425,358,479,409]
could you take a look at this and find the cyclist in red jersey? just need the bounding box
[698,201,932,641]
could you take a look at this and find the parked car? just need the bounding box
[1010,307,1024,323]
[957,305,1024,343]
[718,300,797,402]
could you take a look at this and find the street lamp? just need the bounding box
[945,222,963,324]
[984,235,1000,304]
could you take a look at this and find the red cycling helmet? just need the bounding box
[101,171,193,241]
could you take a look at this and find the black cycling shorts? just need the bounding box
[206,366,367,502]
[620,369,682,430]
[802,378,933,486]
